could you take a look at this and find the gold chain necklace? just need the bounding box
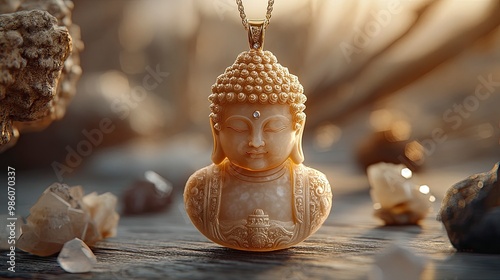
[235,0,275,50]
[236,0,274,29]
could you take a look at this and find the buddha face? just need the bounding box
[217,103,299,171]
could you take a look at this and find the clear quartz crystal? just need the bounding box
[57,238,97,273]
[16,183,119,256]
[367,162,434,225]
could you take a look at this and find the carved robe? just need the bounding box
[184,159,332,251]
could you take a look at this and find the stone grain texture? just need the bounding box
[0,0,82,151]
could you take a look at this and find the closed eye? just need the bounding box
[264,118,288,133]
[225,118,249,133]
[227,126,248,133]
[264,126,286,133]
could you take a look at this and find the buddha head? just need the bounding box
[209,50,306,171]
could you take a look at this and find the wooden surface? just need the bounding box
[2,159,500,280]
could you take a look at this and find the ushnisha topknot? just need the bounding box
[208,49,306,131]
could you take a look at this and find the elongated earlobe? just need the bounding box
[290,119,305,164]
[211,119,226,164]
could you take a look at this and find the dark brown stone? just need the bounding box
[122,174,174,216]
[439,162,500,253]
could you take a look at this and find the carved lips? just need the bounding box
[246,149,267,159]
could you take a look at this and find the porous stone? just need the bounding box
[0,10,70,148]
[16,183,119,256]
[57,238,97,273]
[16,0,83,124]
[439,162,500,253]
[368,162,434,225]
[0,0,83,151]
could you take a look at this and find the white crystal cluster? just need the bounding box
[367,163,434,225]
[17,183,119,257]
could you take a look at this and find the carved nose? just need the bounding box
[249,131,265,147]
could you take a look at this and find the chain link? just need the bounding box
[236,0,274,30]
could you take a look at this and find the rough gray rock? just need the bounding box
[17,0,83,123]
[439,162,500,253]
[0,0,82,152]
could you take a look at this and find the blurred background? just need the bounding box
[1,0,499,215]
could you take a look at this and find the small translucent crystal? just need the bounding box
[367,162,433,225]
[83,192,120,242]
[58,238,97,273]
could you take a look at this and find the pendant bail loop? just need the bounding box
[248,19,265,50]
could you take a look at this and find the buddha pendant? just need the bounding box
[184,20,333,252]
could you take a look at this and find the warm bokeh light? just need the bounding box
[99,71,130,101]
[419,185,430,195]
[119,51,147,75]
[404,141,424,163]
[370,109,393,132]
[314,123,342,150]
[400,167,412,179]
[390,120,411,141]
